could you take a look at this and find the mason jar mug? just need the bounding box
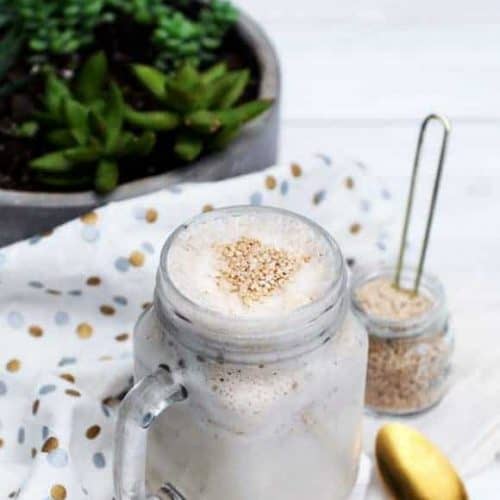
[113,206,368,500]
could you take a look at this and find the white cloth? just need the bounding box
[0,153,497,499]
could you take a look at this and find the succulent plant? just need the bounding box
[126,61,272,162]
[108,0,238,71]
[28,52,155,193]
[10,0,113,57]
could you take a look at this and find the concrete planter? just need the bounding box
[0,10,280,247]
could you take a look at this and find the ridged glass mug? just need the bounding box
[113,206,368,500]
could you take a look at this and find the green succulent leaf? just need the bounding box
[124,105,179,131]
[95,159,119,193]
[63,98,90,145]
[10,121,39,138]
[44,73,72,122]
[184,110,221,135]
[131,64,168,101]
[64,145,101,163]
[104,82,125,154]
[200,62,227,85]
[218,99,273,128]
[174,132,203,162]
[30,151,75,172]
[116,131,156,156]
[216,69,249,109]
[75,51,108,102]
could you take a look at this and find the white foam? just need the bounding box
[167,211,337,318]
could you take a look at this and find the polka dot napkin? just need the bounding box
[0,154,395,499]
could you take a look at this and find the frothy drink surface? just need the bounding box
[167,211,337,318]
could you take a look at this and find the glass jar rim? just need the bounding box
[154,206,348,358]
[350,264,447,338]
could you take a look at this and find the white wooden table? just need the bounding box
[238,0,500,496]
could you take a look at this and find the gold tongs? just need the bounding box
[394,114,451,294]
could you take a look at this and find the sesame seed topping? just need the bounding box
[216,237,307,305]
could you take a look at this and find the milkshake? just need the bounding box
[121,207,367,500]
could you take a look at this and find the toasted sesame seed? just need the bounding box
[216,237,308,304]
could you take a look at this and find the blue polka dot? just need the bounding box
[93,452,106,468]
[141,242,155,254]
[167,185,182,194]
[0,380,7,396]
[39,384,57,395]
[47,448,68,468]
[54,311,69,326]
[101,404,110,417]
[113,296,128,306]
[381,188,391,200]
[17,427,25,444]
[28,280,44,289]
[58,357,77,367]
[133,206,147,220]
[377,241,387,251]
[313,190,327,205]
[42,426,49,440]
[115,257,130,272]
[68,290,82,296]
[250,192,262,206]
[7,311,24,329]
[280,180,289,195]
[360,199,372,212]
[82,226,99,242]
[316,153,332,166]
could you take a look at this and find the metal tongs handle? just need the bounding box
[394,114,451,294]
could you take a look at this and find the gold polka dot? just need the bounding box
[6,359,20,372]
[28,325,43,338]
[86,276,101,286]
[99,355,112,362]
[145,208,158,223]
[265,175,277,190]
[32,399,40,415]
[350,223,361,234]
[291,163,302,177]
[59,373,75,384]
[85,425,101,440]
[80,211,98,225]
[99,305,115,316]
[42,229,53,237]
[142,301,152,310]
[202,204,214,213]
[129,251,145,267]
[115,333,129,342]
[46,289,61,295]
[65,389,81,397]
[76,322,93,339]
[345,177,355,189]
[42,436,59,453]
[0,438,4,448]
[50,484,67,500]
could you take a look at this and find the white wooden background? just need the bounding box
[238,0,500,497]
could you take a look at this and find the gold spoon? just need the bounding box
[376,423,468,499]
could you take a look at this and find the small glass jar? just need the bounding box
[114,207,368,500]
[351,265,453,416]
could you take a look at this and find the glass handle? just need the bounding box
[113,366,187,500]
